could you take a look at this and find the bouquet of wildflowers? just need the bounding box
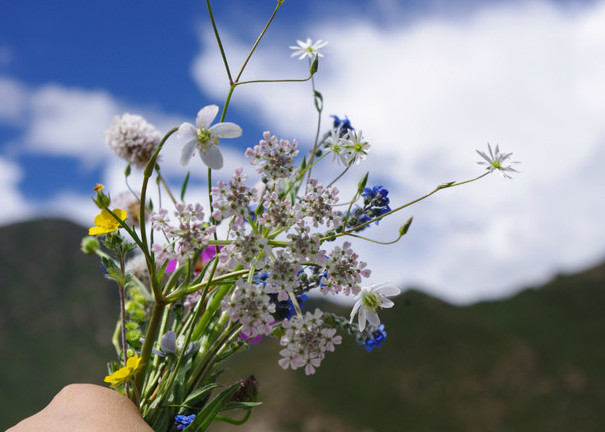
[82,2,518,431]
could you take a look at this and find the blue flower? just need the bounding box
[345,186,391,230]
[175,414,196,430]
[253,272,270,283]
[360,186,391,223]
[358,324,387,352]
[271,292,308,321]
[285,293,308,319]
[330,115,354,134]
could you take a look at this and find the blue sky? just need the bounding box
[2,0,605,304]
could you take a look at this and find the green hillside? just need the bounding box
[1,219,604,431]
[0,219,117,429]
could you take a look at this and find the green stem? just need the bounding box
[166,269,248,301]
[345,231,404,245]
[158,172,177,205]
[234,3,283,84]
[206,0,233,84]
[305,60,323,190]
[327,161,353,187]
[336,172,490,238]
[191,284,232,341]
[134,301,167,394]
[188,321,241,389]
[140,127,178,300]
[234,75,315,86]
[215,408,252,425]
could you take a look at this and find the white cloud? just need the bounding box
[0,156,33,225]
[191,0,605,303]
[24,85,118,165]
[0,76,197,227]
[0,78,190,170]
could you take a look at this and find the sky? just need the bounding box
[1,0,604,304]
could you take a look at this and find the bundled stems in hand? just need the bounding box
[87,2,518,431]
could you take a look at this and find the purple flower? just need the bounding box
[200,244,224,266]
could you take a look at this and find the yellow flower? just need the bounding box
[104,354,143,388]
[93,183,105,191]
[89,208,127,235]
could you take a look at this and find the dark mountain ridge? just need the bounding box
[1,219,604,431]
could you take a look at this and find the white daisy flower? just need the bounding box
[476,143,520,179]
[350,283,400,332]
[177,105,242,170]
[289,38,328,60]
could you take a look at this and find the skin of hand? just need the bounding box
[7,383,154,432]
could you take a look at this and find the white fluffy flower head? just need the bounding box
[178,105,242,170]
[106,113,162,168]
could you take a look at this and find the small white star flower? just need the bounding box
[289,38,328,60]
[177,105,242,170]
[343,129,370,165]
[476,143,520,179]
[350,283,400,332]
[325,127,349,165]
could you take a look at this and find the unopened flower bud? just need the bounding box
[399,217,413,236]
[81,236,100,254]
[231,375,259,403]
[160,331,177,355]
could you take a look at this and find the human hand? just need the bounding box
[7,383,154,432]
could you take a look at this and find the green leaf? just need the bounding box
[314,90,323,111]
[173,357,194,408]
[181,171,191,201]
[100,256,118,271]
[222,401,262,411]
[104,267,125,285]
[187,382,241,431]
[182,383,220,409]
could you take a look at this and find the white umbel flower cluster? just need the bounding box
[106,113,162,168]
[278,309,341,375]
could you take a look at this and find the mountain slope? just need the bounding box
[0,219,117,429]
[1,219,604,431]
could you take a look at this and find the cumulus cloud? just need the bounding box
[0,76,197,226]
[191,0,605,303]
[0,78,190,168]
[22,85,118,165]
[0,156,33,225]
